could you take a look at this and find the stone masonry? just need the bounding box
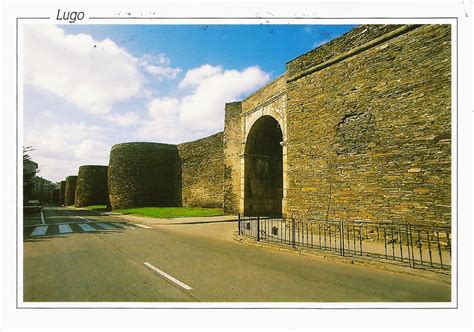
[224,24,451,226]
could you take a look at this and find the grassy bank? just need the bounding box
[113,207,223,218]
[83,205,109,212]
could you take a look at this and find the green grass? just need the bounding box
[114,207,223,218]
[84,205,110,212]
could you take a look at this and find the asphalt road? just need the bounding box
[23,206,451,303]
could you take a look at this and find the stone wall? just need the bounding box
[59,181,66,206]
[178,132,224,208]
[50,188,60,205]
[108,143,180,209]
[64,176,78,206]
[285,24,451,225]
[75,165,109,207]
[223,102,242,214]
[222,24,451,226]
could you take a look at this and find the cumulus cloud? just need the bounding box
[23,25,143,114]
[178,64,223,89]
[136,64,271,142]
[106,111,140,127]
[24,122,110,181]
[140,53,182,80]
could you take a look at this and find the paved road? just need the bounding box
[23,206,451,303]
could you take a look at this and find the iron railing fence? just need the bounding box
[237,216,451,271]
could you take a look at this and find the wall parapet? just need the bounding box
[287,24,421,82]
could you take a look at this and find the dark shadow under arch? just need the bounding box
[244,116,283,217]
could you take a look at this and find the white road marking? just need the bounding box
[134,224,153,229]
[79,216,92,222]
[58,224,73,234]
[96,223,116,230]
[40,210,45,225]
[143,262,193,291]
[30,226,48,237]
[118,224,136,229]
[110,223,128,229]
[78,223,96,232]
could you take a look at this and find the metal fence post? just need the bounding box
[409,224,416,269]
[291,218,296,248]
[238,213,241,236]
[340,220,345,256]
[257,216,260,242]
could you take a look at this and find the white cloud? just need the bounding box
[140,53,182,80]
[178,64,223,89]
[24,122,110,181]
[74,139,110,160]
[136,64,270,142]
[106,112,140,127]
[23,25,142,114]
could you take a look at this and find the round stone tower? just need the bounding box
[64,175,78,206]
[75,165,109,208]
[108,142,180,210]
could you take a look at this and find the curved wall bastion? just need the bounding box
[59,181,66,206]
[108,142,181,210]
[64,176,78,206]
[75,165,109,208]
[107,133,225,210]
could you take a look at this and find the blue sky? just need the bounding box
[23,24,355,182]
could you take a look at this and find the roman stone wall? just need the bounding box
[238,75,288,216]
[75,165,109,207]
[108,142,180,210]
[177,132,224,208]
[286,25,406,81]
[223,102,242,214]
[285,24,451,225]
[59,181,66,206]
[64,176,78,206]
[50,188,60,205]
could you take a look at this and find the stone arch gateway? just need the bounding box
[244,115,284,216]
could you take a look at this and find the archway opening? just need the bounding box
[244,115,283,217]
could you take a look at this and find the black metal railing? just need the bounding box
[237,216,451,271]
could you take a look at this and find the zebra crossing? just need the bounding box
[25,222,151,238]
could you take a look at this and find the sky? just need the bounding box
[23,24,355,182]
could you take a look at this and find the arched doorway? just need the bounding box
[244,115,283,217]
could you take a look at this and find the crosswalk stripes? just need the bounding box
[117,224,136,229]
[58,224,73,234]
[134,224,153,229]
[25,222,147,238]
[30,226,48,237]
[96,223,116,230]
[110,223,128,229]
[78,223,96,232]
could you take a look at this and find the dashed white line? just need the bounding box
[30,226,48,237]
[79,216,92,222]
[143,262,193,290]
[40,210,45,225]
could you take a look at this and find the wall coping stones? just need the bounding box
[287,24,421,82]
